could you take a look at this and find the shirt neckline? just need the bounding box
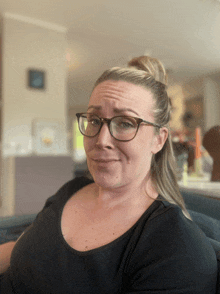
[57,177,163,255]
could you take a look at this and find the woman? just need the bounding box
[0,56,217,293]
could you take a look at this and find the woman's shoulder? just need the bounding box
[56,176,94,198]
[133,200,217,266]
[32,177,94,223]
[125,202,218,293]
[43,176,94,208]
[142,201,212,245]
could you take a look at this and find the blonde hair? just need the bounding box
[93,56,190,218]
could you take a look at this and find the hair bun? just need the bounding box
[128,56,168,85]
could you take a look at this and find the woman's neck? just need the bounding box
[92,177,158,210]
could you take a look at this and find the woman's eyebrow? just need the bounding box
[87,105,101,111]
[113,108,139,116]
[87,105,139,116]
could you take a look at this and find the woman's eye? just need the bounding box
[121,122,133,128]
[118,120,135,129]
[88,118,100,126]
[92,119,100,125]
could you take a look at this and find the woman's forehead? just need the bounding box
[89,80,154,115]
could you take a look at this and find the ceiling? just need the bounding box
[1,0,220,107]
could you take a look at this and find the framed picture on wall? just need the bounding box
[28,69,45,90]
[32,119,67,155]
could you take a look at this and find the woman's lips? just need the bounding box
[92,159,119,162]
[91,158,119,165]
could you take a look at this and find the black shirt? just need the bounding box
[1,177,217,293]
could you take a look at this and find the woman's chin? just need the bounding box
[91,171,123,189]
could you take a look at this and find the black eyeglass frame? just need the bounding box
[76,112,162,142]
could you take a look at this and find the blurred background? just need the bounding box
[0,0,220,217]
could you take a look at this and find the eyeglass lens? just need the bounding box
[79,113,138,141]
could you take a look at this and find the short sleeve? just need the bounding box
[124,206,218,293]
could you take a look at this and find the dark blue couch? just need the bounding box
[181,189,220,220]
[0,214,37,244]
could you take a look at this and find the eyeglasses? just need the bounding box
[76,113,161,142]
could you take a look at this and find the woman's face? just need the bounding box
[84,80,167,191]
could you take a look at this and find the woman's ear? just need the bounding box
[152,127,168,154]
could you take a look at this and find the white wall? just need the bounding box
[2,14,68,156]
[0,14,69,216]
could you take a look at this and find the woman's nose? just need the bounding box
[95,123,113,149]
